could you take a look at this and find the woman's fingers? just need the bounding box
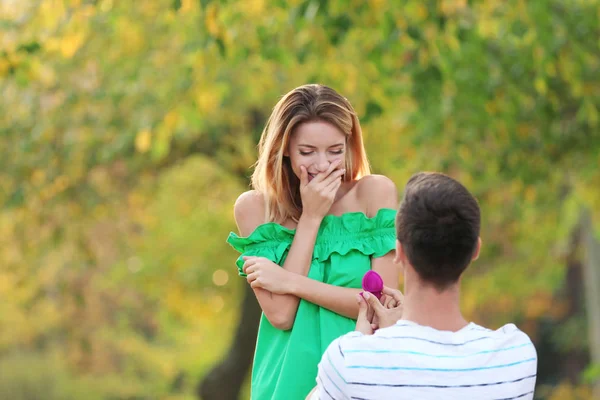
[320,168,345,188]
[310,160,342,184]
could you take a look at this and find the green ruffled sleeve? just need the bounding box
[312,208,397,262]
[226,223,294,277]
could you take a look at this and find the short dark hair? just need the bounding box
[396,172,480,291]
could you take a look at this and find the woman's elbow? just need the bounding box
[266,311,295,331]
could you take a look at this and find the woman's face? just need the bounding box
[287,121,347,182]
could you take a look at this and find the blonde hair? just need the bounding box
[251,84,371,223]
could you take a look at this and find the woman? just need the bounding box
[227,84,399,399]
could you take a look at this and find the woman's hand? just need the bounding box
[299,160,345,221]
[243,256,293,294]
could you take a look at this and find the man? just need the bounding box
[311,172,537,399]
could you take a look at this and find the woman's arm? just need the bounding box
[286,253,397,319]
[234,191,320,330]
[236,164,345,330]
[247,175,400,319]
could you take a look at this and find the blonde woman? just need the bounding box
[227,84,399,399]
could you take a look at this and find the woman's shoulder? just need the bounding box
[233,190,267,236]
[234,190,265,213]
[355,175,399,217]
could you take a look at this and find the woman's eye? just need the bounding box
[330,150,344,155]
[299,151,313,156]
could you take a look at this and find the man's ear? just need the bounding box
[394,240,406,268]
[471,237,482,261]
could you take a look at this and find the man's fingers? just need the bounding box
[383,295,397,309]
[357,293,368,317]
[364,291,386,312]
[382,286,404,302]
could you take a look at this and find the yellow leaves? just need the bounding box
[31,169,46,186]
[196,90,219,114]
[240,0,266,17]
[418,48,430,66]
[116,18,144,53]
[39,175,71,202]
[416,3,429,20]
[524,291,552,319]
[27,59,57,88]
[477,17,499,38]
[0,58,10,77]
[0,271,16,295]
[547,383,595,400]
[522,29,537,46]
[424,23,438,41]
[446,34,460,52]
[179,0,196,14]
[545,62,557,78]
[440,0,467,16]
[99,0,114,13]
[534,77,548,95]
[404,3,428,22]
[582,99,599,127]
[205,3,220,36]
[150,110,180,161]
[524,186,536,203]
[135,130,152,153]
[368,0,386,11]
[162,110,179,131]
[485,101,497,115]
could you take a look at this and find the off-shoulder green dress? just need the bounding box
[226,209,397,400]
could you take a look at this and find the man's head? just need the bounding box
[395,172,481,291]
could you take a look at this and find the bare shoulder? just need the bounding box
[233,190,266,236]
[356,175,399,217]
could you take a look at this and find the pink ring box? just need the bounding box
[362,270,383,300]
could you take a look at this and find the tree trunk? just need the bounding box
[198,283,261,400]
[582,208,600,397]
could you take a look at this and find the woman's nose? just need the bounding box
[316,160,330,172]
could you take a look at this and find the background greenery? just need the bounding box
[1,0,599,399]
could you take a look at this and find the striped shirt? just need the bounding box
[315,320,537,400]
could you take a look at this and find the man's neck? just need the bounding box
[401,280,468,332]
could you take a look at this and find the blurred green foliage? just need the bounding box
[0,0,599,399]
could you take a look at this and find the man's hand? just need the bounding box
[356,293,376,334]
[356,286,404,334]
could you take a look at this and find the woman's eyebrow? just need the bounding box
[297,143,344,148]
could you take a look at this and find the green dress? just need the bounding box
[226,208,397,400]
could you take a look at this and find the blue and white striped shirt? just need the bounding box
[316,321,537,400]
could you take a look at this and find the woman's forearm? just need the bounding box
[256,214,323,330]
[281,214,321,275]
[288,275,362,319]
[286,252,399,319]
[252,288,299,330]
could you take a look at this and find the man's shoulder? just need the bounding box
[482,323,535,344]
